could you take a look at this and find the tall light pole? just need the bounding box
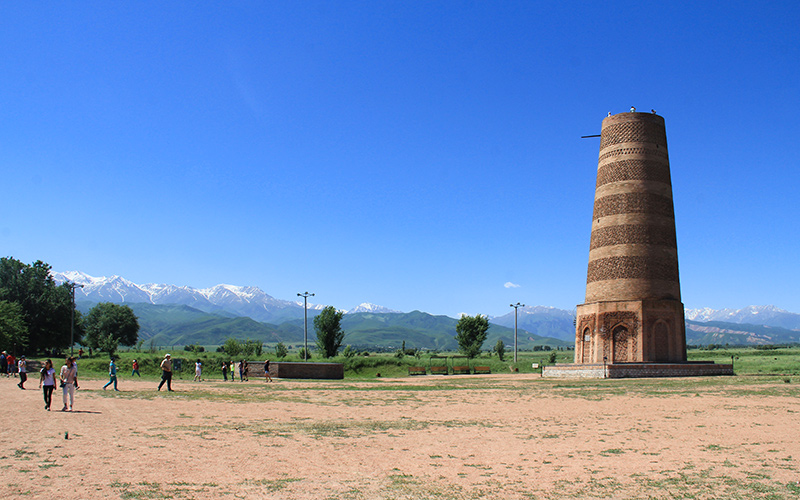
[510,302,524,363]
[297,292,314,361]
[67,282,84,356]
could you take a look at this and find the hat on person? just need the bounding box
[165,353,171,357]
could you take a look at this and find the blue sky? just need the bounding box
[2,2,799,317]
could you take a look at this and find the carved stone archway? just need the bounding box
[612,325,629,362]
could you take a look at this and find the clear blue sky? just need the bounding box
[2,2,799,318]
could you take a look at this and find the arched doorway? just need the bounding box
[612,325,629,362]
[581,327,592,363]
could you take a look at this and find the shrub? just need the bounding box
[275,342,288,359]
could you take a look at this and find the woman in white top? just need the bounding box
[39,359,57,411]
[60,357,79,411]
[194,359,202,382]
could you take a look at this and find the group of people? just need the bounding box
[6,352,276,410]
[218,359,272,382]
[162,355,274,387]
[35,357,79,411]
[1,351,26,385]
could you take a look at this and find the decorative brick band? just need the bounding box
[600,121,667,149]
[593,192,674,219]
[587,256,679,283]
[596,159,672,188]
[590,224,676,250]
[599,147,669,162]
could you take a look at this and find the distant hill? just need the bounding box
[341,310,569,351]
[64,270,800,348]
[685,320,800,346]
[490,306,576,341]
[76,302,569,350]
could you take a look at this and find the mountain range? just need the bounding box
[55,271,800,348]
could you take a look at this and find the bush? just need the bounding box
[275,342,288,359]
[494,339,505,362]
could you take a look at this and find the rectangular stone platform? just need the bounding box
[271,362,344,380]
[542,362,733,379]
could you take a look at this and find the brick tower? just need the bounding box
[575,111,686,364]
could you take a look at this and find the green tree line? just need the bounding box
[0,257,139,355]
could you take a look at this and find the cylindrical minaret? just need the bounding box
[587,112,679,302]
[575,111,686,364]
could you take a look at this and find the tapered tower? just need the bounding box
[575,111,686,364]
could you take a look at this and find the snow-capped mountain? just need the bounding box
[684,305,800,330]
[52,271,327,324]
[347,303,402,314]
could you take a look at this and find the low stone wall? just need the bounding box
[543,362,733,379]
[272,362,344,380]
[542,364,606,379]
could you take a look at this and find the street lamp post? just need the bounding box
[510,302,524,364]
[297,292,315,361]
[66,282,84,356]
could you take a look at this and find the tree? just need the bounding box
[455,314,489,358]
[274,342,288,359]
[222,337,242,357]
[0,257,79,353]
[243,339,263,357]
[494,339,506,362]
[98,333,119,357]
[0,300,29,351]
[314,306,345,358]
[83,302,139,352]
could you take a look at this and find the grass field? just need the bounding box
[61,346,800,380]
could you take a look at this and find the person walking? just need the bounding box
[221,360,228,381]
[131,359,140,377]
[229,361,236,382]
[17,356,27,389]
[103,357,119,391]
[6,353,15,377]
[60,357,78,411]
[39,359,57,410]
[0,351,7,376]
[193,359,202,382]
[239,359,248,382]
[264,359,272,383]
[157,354,173,391]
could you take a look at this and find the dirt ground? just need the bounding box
[2,372,799,499]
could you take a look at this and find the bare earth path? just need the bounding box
[2,374,799,499]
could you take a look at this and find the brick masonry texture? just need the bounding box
[543,363,733,379]
[587,256,679,284]
[599,120,668,149]
[590,224,676,250]
[575,112,687,367]
[593,192,675,219]
[596,159,671,187]
[273,362,344,379]
[598,147,669,163]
